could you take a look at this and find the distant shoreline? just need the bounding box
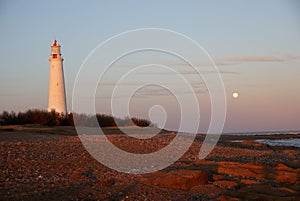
[223,130,300,136]
[1,124,299,148]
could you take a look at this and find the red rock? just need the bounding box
[240,179,260,185]
[276,164,294,170]
[275,164,299,184]
[217,162,264,179]
[213,174,225,181]
[278,187,296,193]
[241,141,266,147]
[217,162,299,184]
[98,181,112,187]
[141,170,208,190]
[216,196,240,201]
[276,170,298,184]
[282,150,297,158]
[194,159,217,166]
[213,180,238,189]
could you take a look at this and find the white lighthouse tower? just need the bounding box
[47,40,67,114]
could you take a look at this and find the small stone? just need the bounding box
[213,174,225,181]
[213,180,238,189]
[240,179,260,185]
[99,181,112,187]
[278,187,296,193]
[216,196,240,201]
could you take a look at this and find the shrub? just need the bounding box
[0,109,152,127]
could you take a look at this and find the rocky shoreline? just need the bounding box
[0,125,299,200]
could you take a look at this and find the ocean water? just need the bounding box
[225,130,300,136]
[255,139,300,148]
[226,130,300,148]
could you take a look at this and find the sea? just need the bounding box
[255,139,300,148]
[225,130,300,148]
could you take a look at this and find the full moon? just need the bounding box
[232,92,239,99]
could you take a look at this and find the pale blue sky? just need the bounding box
[0,1,299,132]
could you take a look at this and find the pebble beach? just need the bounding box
[0,125,299,200]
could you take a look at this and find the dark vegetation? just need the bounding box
[0,109,151,127]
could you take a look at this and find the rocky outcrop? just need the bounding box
[240,141,267,147]
[274,163,299,184]
[141,170,208,190]
[213,180,238,189]
[217,162,264,179]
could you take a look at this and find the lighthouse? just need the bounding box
[47,40,67,114]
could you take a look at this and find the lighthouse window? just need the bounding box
[57,83,59,86]
[53,54,57,58]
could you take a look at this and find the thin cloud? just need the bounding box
[220,56,284,63]
[98,81,140,87]
[158,54,299,66]
[95,82,208,99]
[136,69,239,75]
[217,54,299,64]
[115,54,299,68]
[169,70,239,75]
